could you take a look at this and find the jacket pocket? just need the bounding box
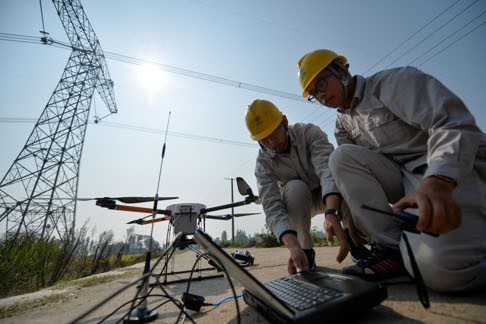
[364,109,416,148]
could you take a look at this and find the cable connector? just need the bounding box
[182,292,205,312]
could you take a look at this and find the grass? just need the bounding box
[0,294,66,319]
[76,272,132,288]
[0,226,160,298]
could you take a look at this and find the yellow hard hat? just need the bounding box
[245,99,283,141]
[298,49,347,97]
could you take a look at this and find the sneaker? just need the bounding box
[343,247,405,281]
[349,244,374,263]
[345,228,374,263]
[303,248,316,272]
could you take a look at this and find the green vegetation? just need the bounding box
[0,222,340,299]
[255,225,281,248]
[215,226,339,248]
[0,225,157,298]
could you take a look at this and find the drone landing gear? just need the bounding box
[151,235,224,287]
[123,251,159,323]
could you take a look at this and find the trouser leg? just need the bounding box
[282,179,315,249]
[329,144,404,248]
[399,166,486,292]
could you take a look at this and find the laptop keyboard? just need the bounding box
[265,277,343,311]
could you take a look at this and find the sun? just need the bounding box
[136,63,168,97]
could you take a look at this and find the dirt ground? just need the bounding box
[1,246,485,323]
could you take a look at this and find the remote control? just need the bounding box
[362,205,439,237]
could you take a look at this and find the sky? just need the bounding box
[1,0,485,245]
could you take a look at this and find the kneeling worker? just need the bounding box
[245,99,357,274]
[297,49,486,293]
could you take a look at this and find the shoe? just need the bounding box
[303,248,316,272]
[344,228,374,263]
[350,244,374,263]
[343,247,405,281]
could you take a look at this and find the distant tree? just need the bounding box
[256,225,281,248]
[235,229,249,244]
[221,230,228,242]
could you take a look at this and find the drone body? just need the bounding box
[166,203,206,235]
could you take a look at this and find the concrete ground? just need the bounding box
[1,246,485,323]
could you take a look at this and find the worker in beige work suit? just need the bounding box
[245,99,364,274]
[297,49,486,293]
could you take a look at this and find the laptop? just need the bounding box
[194,229,387,323]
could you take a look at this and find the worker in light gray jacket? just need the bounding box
[245,99,363,274]
[297,49,486,293]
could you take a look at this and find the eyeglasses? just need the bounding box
[307,74,333,103]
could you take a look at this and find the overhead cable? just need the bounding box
[382,0,480,70]
[362,0,462,75]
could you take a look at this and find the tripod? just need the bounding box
[153,204,225,286]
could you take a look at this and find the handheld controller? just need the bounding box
[362,205,439,237]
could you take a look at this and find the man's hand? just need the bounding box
[393,176,461,234]
[324,214,349,263]
[282,233,309,274]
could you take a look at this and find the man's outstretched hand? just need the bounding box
[393,176,461,234]
[282,233,309,274]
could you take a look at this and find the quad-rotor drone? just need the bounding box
[100,177,262,236]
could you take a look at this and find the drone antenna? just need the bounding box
[149,110,171,248]
[136,111,172,321]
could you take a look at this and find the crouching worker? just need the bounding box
[297,49,486,293]
[245,99,357,274]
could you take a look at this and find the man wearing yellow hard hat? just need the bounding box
[297,49,486,293]
[245,99,366,273]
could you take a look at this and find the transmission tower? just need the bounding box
[0,0,117,239]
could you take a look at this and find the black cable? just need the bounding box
[70,242,183,323]
[69,272,151,323]
[180,252,241,324]
[124,245,175,318]
[148,243,196,323]
[402,232,430,309]
[97,294,173,324]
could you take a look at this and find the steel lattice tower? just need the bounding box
[0,0,117,239]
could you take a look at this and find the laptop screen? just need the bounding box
[194,229,294,318]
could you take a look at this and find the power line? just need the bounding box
[417,20,486,67]
[0,117,256,148]
[102,121,256,147]
[382,0,480,70]
[362,0,463,75]
[0,33,315,105]
[408,10,486,66]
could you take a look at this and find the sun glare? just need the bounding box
[136,63,168,96]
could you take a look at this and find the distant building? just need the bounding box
[126,228,161,254]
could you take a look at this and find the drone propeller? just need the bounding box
[205,212,260,220]
[127,215,172,225]
[36,196,178,204]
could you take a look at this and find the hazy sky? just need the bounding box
[1,0,485,244]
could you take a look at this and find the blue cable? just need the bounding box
[211,293,243,306]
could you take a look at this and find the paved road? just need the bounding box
[1,246,485,323]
